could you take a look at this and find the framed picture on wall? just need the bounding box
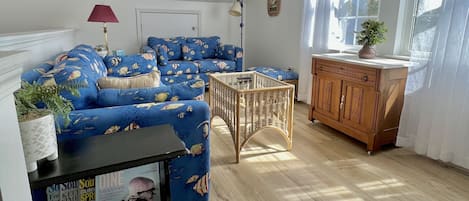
[268,0,281,16]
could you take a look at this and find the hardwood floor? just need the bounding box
[209,102,469,201]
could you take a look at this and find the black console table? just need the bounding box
[28,124,187,201]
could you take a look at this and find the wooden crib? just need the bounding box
[209,72,295,162]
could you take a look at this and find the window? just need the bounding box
[409,0,443,53]
[324,0,442,56]
[328,0,381,50]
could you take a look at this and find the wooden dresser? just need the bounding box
[309,53,409,154]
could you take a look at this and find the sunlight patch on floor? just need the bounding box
[242,144,298,163]
[373,192,419,199]
[278,185,359,200]
[356,179,405,191]
[335,198,365,201]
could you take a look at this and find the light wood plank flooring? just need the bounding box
[209,102,469,201]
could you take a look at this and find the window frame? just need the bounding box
[395,0,418,56]
[326,0,419,58]
[328,0,382,52]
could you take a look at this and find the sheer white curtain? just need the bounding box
[298,0,331,103]
[397,0,469,169]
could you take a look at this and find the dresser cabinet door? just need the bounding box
[313,74,342,121]
[340,81,377,132]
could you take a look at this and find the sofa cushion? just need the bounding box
[165,43,182,61]
[37,60,97,110]
[196,59,236,73]
[246,66,299,80]
[217,45,236,61]
[182,43,203,61]
[67,44,108,78]
[157,46,169,66]
[97,79,205,107]
[97,71,161,89]
[104,53,158,77]
[186,36,220,59]
[148,37,186,60]
[161,74,202,85]
[159,60,199,76]
[32,44,113,110]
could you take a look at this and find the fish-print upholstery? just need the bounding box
[142,36,243,86]
[246,66,299,81]
[23,44,211,201]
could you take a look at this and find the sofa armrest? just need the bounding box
[235,47,243,72]
[217,45,243,72]
[97,80,205,107]
[47,100,211,201]
[142,45,156,56]
[21,63,54,84]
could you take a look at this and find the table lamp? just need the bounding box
[87,4,119,55]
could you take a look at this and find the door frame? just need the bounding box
[135,8,201,47]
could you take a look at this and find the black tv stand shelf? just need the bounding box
[28,124,187,200]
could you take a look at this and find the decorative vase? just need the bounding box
[358,44,376,59]
[19,111,58,172]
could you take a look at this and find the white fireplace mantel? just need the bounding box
[0,28,75,71]
[0,51,32,201]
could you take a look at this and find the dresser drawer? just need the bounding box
[343,65,377,85]
[316,59,377,86]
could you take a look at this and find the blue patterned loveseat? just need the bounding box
[22,44,211,201]
[142,36,243,85]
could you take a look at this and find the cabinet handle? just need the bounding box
[340,95,345,110]
[362,75,369,82]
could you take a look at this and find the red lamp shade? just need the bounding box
[87,5,119,23]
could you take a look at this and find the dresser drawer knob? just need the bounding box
[362,75,369,81]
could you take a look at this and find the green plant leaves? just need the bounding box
[356,19,388,46]
[15,81,86,132]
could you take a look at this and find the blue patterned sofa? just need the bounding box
[22,44,211,201]
[142,36,243,85]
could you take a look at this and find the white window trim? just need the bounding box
[394,0,418,56]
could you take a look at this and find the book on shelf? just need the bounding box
[96,163,160,201]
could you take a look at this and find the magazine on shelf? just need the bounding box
[96,163,160,201]
[46,180,79,201]
[79,177,95,201]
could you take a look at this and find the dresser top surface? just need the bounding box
[312,53,411,69]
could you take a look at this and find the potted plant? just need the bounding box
[15,81,81,172]
[356,19,387,59]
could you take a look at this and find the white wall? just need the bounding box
[0,51,32,201]
[245,0,303,72]
[0,0,240,54]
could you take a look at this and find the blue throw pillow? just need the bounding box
[186,36,220,58]
[148,36,185,60]
[166,42,182,60]
[157,46,169,66]
[104,53,158,77]
[182,44,203,61]
[217,45,236,60]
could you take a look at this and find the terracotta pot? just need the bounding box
[358,44,376,59]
